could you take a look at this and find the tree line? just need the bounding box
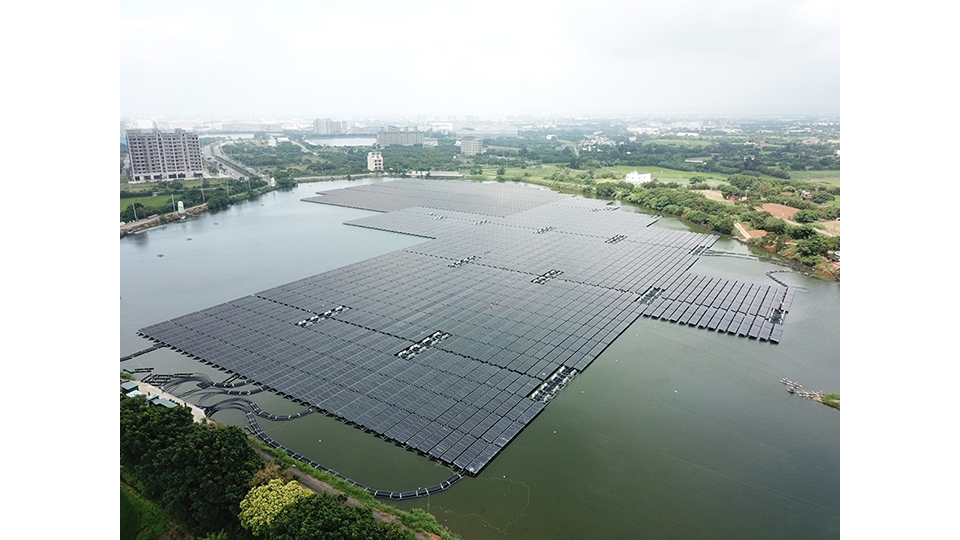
[120,394,423,539]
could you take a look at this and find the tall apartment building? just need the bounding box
[126,129,204,182]
[313,118,342,135]
[376,126,424,147]
[460,136,484,156]
[367,151,383,171]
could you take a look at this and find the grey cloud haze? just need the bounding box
[120,0,839,119]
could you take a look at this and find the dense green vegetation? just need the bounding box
[822,393,840,409]
[121,483,187,540]
[121,396,261,536]
[120,394,459,539]
[252,491,411,540]
[120,178,270,221]
[122,120,839,274]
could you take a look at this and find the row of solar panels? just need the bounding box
[641,274,796,343]
[142,179,787,474]
[305,179,567,217]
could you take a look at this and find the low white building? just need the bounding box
[367,151,383,171]
[625,170,652,185]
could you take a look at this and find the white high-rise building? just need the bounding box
[126,129,204,182]
[313,118,342,135]
[460,136,483,156]
[367,151,383,171]
[377,127,424,147]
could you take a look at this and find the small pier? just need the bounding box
[120,344,163,362]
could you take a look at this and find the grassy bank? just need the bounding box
[251,441,462,540]
[821,393,840,409]
[121,480,188,540]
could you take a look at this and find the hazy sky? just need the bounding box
[120,0,839,119]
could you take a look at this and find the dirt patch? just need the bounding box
[757,203,799,220]
[701,190,726,202]
[820,220,840,236]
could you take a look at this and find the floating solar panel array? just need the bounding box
[139,179,794,476]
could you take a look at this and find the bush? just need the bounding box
[794,209,820,223]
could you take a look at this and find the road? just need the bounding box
[206,142,253,180]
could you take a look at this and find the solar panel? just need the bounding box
[138,179,790,475]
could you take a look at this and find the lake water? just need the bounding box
[120,179,839,539]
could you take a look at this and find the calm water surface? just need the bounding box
[120,179,839,539]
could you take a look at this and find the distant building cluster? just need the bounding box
[367,151,383,171]
[578,134,615,152]
[624,170,652,185]
[377,126,424,147]
[313,118,343,135]
[459,136,484,156]
[126,129,203,182]
[220,121,284,131]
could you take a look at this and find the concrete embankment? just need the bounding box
[120,205,208,238]
[124,378,207,423]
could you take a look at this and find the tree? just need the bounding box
[711,217,735,235]
[787,224,817,240]
[683,210,710,225]
[120,395,194,473]
[795,234,829,264]
[240,479,313,537]
[266,493,412,540]
[794,209,820,223]
[206,188,231,212]
[762,216,787,234]
[812,191,835,204]
[121,202,147,222]
[143,424,262,533]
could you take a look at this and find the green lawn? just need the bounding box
[120,196,171,213]
[121,483,176,540]
[640,138,713,147]
[471,163,839,193]
[476,164,721,189]
[788,170,841,187]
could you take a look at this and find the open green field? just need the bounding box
[120,196,171,213]
[788,170,840,187]
[641,138,713,147]
[480,165,726,188]
[121,177,232,191]
[594,165,727,187]
[120,178,234,212]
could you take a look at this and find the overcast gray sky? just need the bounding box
[119,0,839,119]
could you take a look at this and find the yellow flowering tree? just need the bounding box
[239,479,313,537]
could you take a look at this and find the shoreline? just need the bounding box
[123,378,207,423]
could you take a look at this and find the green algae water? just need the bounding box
[120,180,839,539]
